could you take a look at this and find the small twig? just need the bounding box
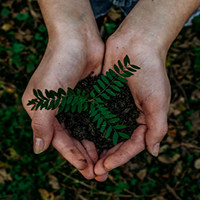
[172,76,190,110]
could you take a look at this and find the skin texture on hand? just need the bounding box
[22,0,106,180]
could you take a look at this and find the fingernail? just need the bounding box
[152,143,160,157]
[34,138,44,154]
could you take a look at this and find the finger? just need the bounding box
[52,120,88,172]
[81,139,98,164]
[145,110,168,157]
[71,138,96,179]
[95,142,124,176]
[95,172,109,182]
[103,125,147,171]
[31,109,56,154]
[136,112,146,124]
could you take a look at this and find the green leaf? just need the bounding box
[1,8,11,15]
[58,88,66,96]
[76,89,81,96]
[16,13,29,21]
[71,96,79,105]
[67,87,75,95]
[90,90,95,98]
[27,99,37,106]
[58,97,67,113]
[108,118,120,123]
[113,125,126,129]
[120,71,133,77]
[71,105,76,113]
[31,104,36,111]
[65,104,71,112]
[97,79,105,89]
[33,89,39,98]
[106,71,113,80]
[50,90,58,97]
[100,121,107,132]
[104,114,116,119]
[42,100,49,109]
[101,93,110,100]
[35,100,43,110]
[117,76,128,83]
[127,67,137,72]
[118,60,124,70]
[105,126,112,138]
[101,75,109,84]
[113,80,124,87]
[113,132,119,145]
[82,90,86,96]
[66,96,73,104]
[118,132,131,139]
[48,99,55,110]
[93,113,101,122]
[93,85,101,93]
[101,110,111,116]
[45,89,54,99]
[130,64,140,70]
[89,110,98,118]
[123,55,130,67]
[94,98,104,104]
[109,69,117,77]
[97,117,103,128]
[83,102,89,111]
[77,104,82,113]
[114,64,120,73]
[37,89,48,100]
[106,89,116,96]
[54,98,60,108]
[110,84,120,92]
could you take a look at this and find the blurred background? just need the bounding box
[0,1,200,199]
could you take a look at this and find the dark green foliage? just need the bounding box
[27,55,140,145]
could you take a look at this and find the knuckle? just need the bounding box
[31,120,45,135]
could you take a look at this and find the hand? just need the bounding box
[22,0,105,179]
[94,13,171,181]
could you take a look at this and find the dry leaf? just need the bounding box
[194,158,200,169]
[172,161,183,176]
[1,23,12,31]
[48,174,60,190]
[159,145,170,153]
[0,161,12,169]
[0,169,12,184]
[158,154,180,164]
[38,188,54,200]
[136,169,147,181]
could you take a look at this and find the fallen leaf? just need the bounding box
[158,154,180,164]
[172,161,183,176]
[1,23,12,31]
[194,158,200,169]
[38,189,54,200]
[48,174,60,190]
[0,161,12,169]
[0,169,12,184]
[136,169,147,181]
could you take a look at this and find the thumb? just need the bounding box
[31,109,56,154]
[145,110,168,157]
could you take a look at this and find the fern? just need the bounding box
[27,55,140,145]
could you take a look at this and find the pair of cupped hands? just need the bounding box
[22,13,171,182]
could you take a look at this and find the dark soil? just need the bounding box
[56,75,139,151]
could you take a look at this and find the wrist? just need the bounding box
[114,0,200,53]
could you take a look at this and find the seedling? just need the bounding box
[27,55,140,145]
